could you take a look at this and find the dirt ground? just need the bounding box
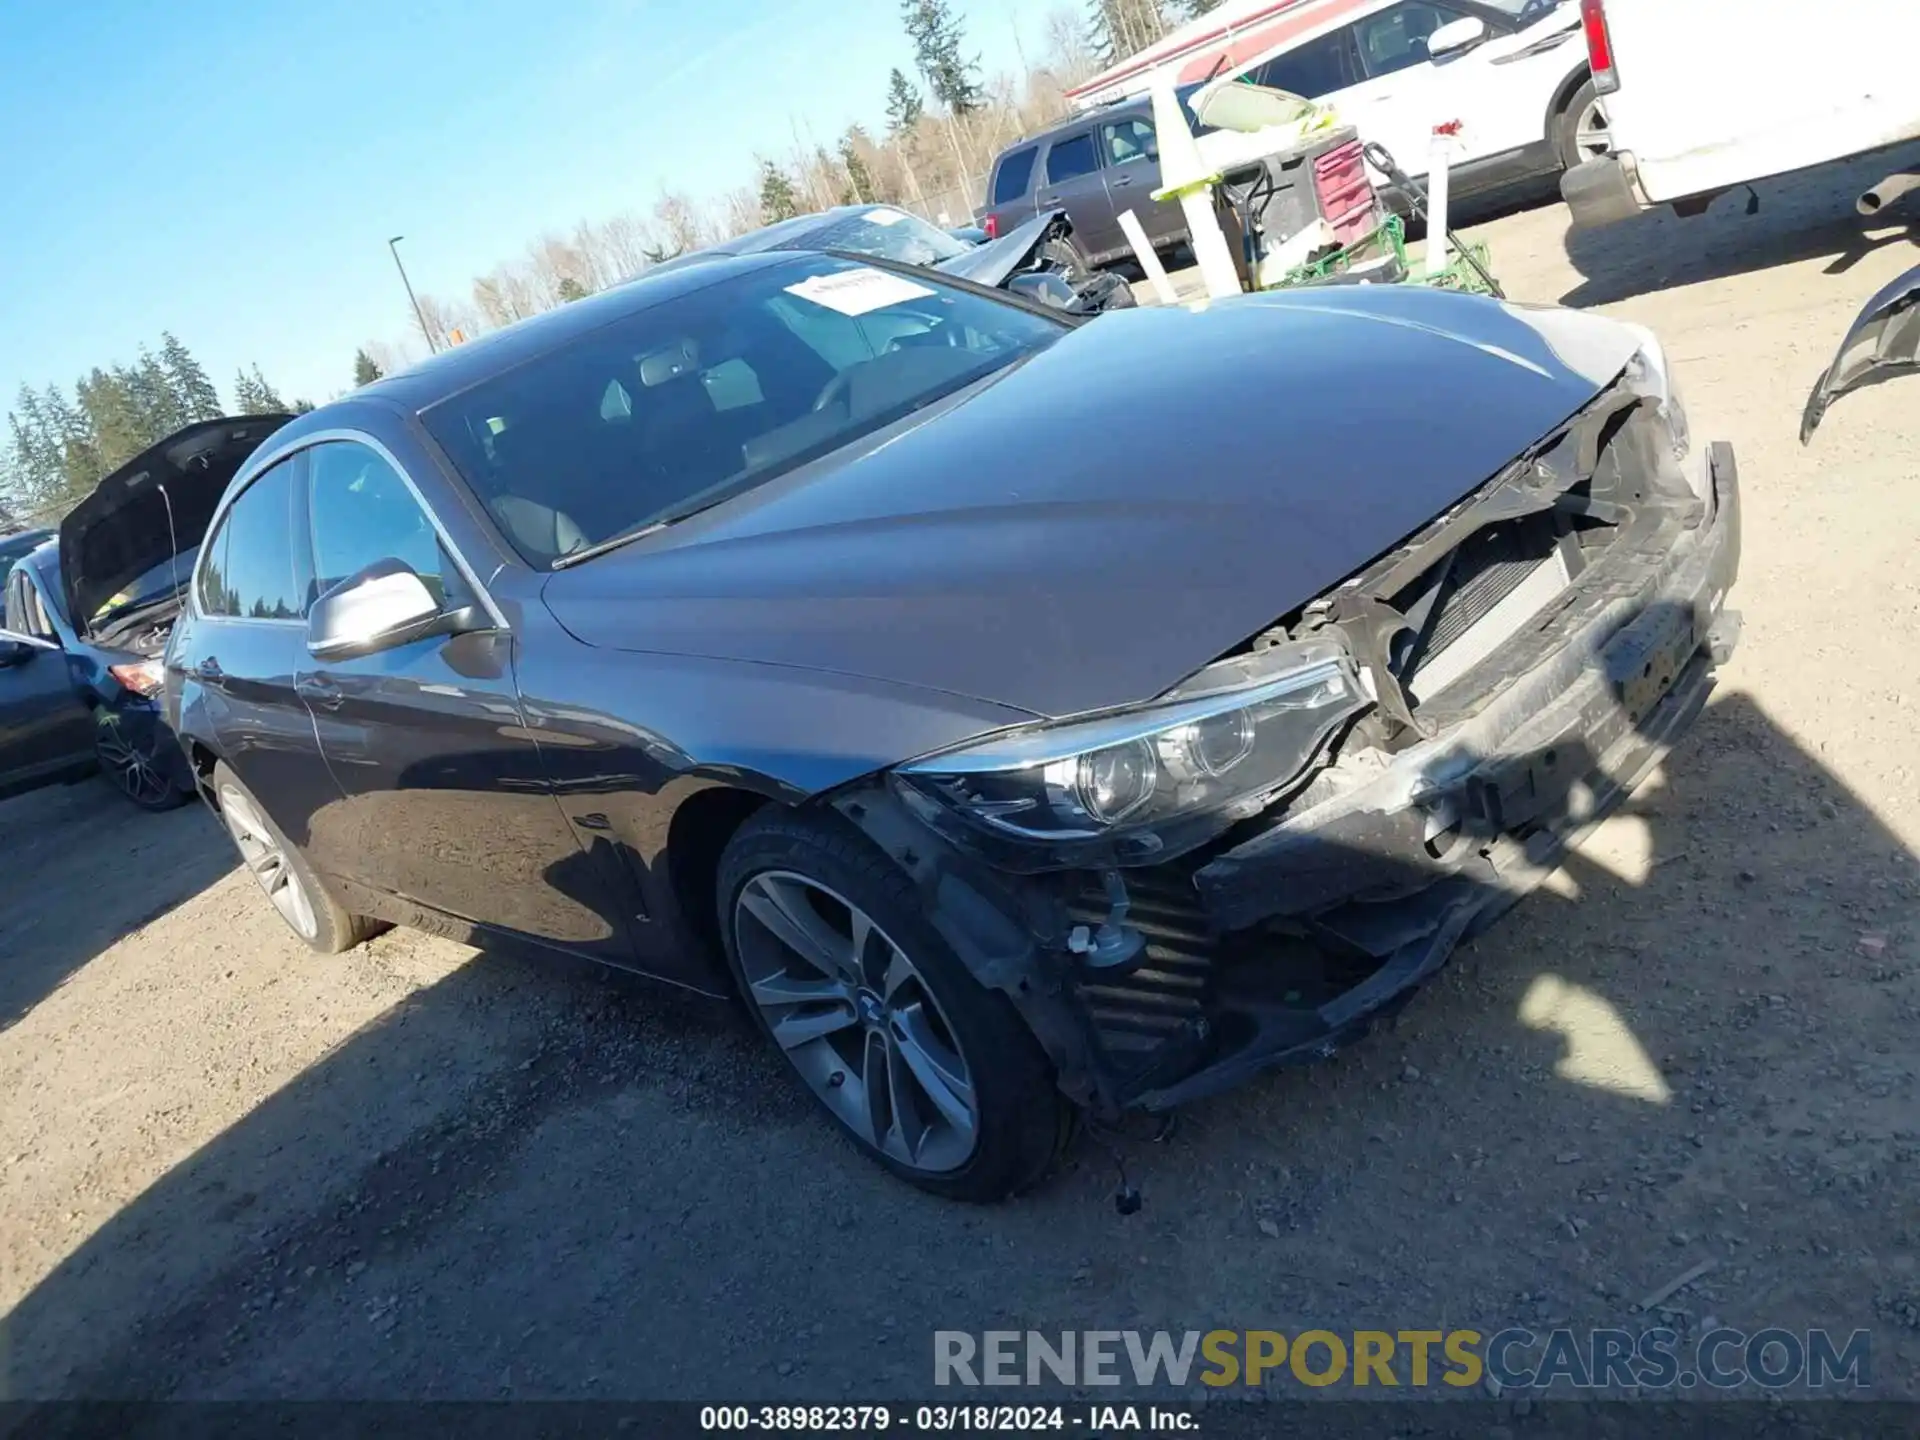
[4,147,1919,1407]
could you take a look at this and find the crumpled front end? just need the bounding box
[838,362,1742,1116]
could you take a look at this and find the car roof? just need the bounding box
[1004,94,1154,152]
[333,251,804,420]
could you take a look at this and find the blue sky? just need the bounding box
[0,0,1039,417]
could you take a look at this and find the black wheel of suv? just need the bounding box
[211,761,385,954]
[717,808,1072,1201]
[1555,78,1611,173]
[94,711,192,812]
[1039,236,1089,279]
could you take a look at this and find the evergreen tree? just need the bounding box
[902,0,985,114]
[352,348,384,387]
[292,399,317,415]
[1087,0,1172,65]
[884,68,925,134]
[75,368,147,472]
[1175,0,1222,15]
[556,276,590,302]
[758,160,802,223]
[159,332,221,421]
[839,131,878,204]
[233,364,287,415]
[128,348,185,437]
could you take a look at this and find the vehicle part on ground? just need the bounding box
[1801,261,1920,441]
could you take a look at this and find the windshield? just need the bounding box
[780,208,974,267]
[91,544,202,626]
[422,254,1066,568]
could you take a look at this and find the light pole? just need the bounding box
[387,235,438,354]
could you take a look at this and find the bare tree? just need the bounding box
[410,292,476,350]
[649,190,709,260]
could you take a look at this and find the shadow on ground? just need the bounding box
[1558,142,1920,307]
[0,783,233,1032]
[3,680,1915,1405]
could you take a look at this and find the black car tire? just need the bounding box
[1554,78,1608,174]
[211,761,384,955]
[1039,236,1089,279]
[717,807,1072,1201]
[94,711,193,813]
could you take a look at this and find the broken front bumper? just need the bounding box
[1113,441,1742,1110]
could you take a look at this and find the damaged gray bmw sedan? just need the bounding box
[164,253,1740,1200]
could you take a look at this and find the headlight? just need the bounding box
[1620,324,1691,463]
[895,638,1367,869]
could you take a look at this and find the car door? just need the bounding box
[1099,114,1181,247]
[293,435,632,958]
[1034,130,1120,260]
[187,451,341,840]
[0,567,93,799]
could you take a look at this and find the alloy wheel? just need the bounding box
[218,783,319,941]
[1574,97,1611,161]
[97,718,172,809]
[734,870,979,1173]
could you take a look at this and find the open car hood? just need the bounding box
[1802,261,1920,442]
[59,414,293,636]
[933,210,1069,288]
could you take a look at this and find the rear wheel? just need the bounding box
[1555,78,1611,172]
[1038,236,1089,279]
[717,809,1071,1201]
[212,761,382,954]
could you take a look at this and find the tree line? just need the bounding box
[0,335,311,532]
[356,0,1219,372]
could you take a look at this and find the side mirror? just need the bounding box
[1426,15,1488,57]
[1801,259,1920,442]
[0,628,55,668]
[306,561,480,663]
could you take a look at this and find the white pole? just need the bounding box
[1425,121,1459,280]
[1118,210,1179,304]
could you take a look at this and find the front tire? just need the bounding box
[211,761,381,954]
[94,711,192,812]
[717,809,1070,1201]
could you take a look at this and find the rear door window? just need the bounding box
[1247,28,1361,97]
[991,147,1038,203]
[211,457,302,621]
[1044,133,1100,183]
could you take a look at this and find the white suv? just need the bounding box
[1191,0,1603,208]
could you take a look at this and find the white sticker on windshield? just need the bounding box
[865,207,909,226]
[785,267,936,316]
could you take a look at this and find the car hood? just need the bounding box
[60,415,293,637]
[542,287,1638,720]
[932,210,1066,287]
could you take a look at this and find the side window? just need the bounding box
[991,146,1038,203]
[1248,29,1360,97]
[197,513,233,617]
[1102,118,1158,167]
[1352,2,1464,78]
[1043,133,1099,184]
[217,459,302,621]
[4,570,41,637]
[305,441,451,608]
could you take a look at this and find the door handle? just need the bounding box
[295,675,344,710]
[1111,174,1135,187]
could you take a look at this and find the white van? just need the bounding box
[1563,0,1920,226]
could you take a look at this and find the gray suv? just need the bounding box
[979,89,1216,269]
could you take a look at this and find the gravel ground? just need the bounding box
[4,150,1919,1406]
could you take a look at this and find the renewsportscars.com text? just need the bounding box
[933,1328,1872,1391]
